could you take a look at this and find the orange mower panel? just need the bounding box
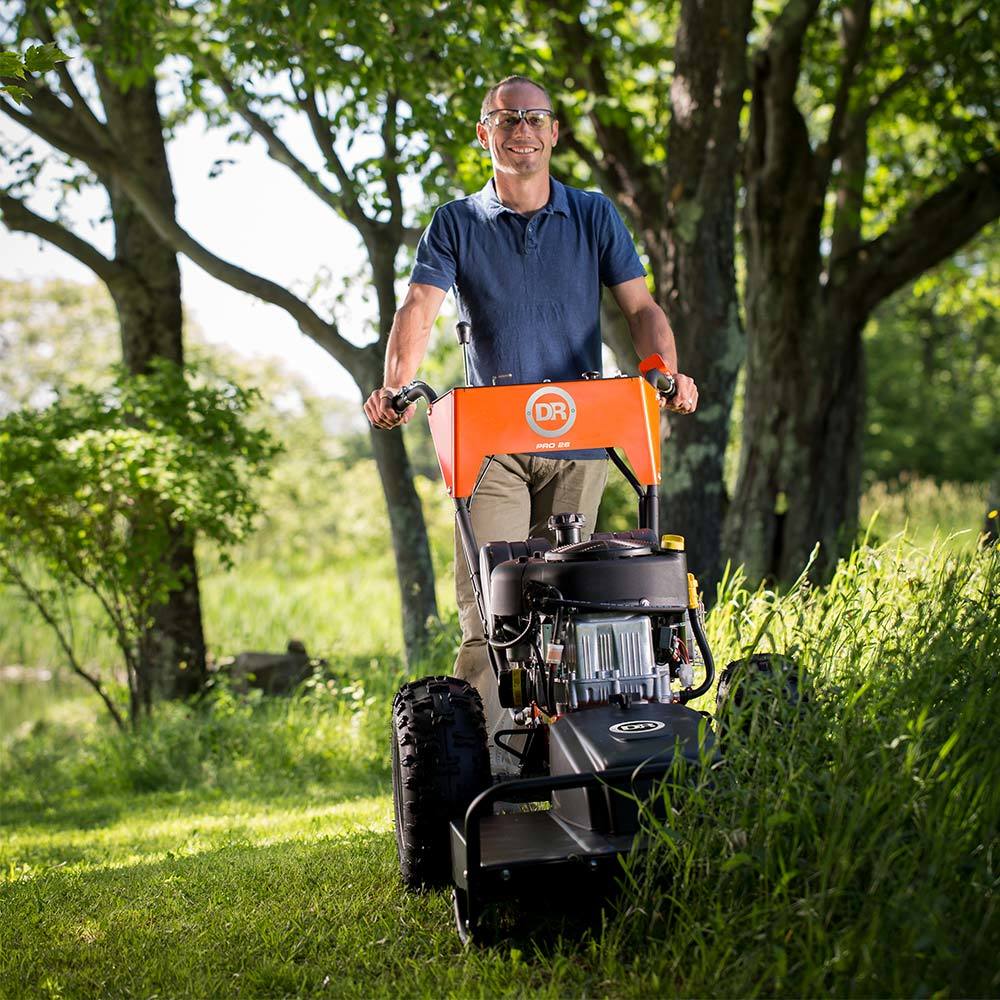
[426,377,662,498]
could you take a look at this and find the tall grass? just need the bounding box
[617,538,999,997]
[0,476,986,680]
[860,477,988,549]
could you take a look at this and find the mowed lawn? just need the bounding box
[0,769,636,997]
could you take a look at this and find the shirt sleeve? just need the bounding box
[410,206,459,291]
[597,197,647,287]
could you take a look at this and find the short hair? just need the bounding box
[480,76,553,120]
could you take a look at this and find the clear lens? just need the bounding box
[491,111,524,129]
[524,111,553,129]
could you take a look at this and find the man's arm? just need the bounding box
[363,283,447,429]
[609,277,699,414]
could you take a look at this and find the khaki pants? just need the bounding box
[453,455,608,772]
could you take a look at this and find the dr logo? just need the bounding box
[525,386,577,438]
[608,720,666,735]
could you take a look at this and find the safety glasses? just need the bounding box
[480,108,556,130]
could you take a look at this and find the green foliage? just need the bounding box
[0,361,277,723]
[2,671,393,807]
[174,0,509,231]
[860,478,989,550]
[800,0,997,241]
[0,43,65,103]
[865,227,1000,484]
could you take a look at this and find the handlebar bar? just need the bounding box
[390,381,438,414]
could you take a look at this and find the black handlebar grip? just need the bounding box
[389,380,438,414]
[455,321,472,345]
[644,368,678,400]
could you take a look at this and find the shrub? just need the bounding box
[0,361,278,727]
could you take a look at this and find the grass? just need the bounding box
[859,477,988,550]
[2,529,998,996]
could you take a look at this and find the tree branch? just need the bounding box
[208,69,348,220]
[297,84,372,238]
[766,0,824,63]
[28,9,108,148]
[0,190,121,284]
[0,553,125,730]
[382,91,404,237]
[0,88,112,183]
[547,9,660,220]
[110,167,364,375]
[5,72,364,377]
[836,6,981,157]
[748,0,822,191]
[837,152,1000,317]
[818,0,872,175]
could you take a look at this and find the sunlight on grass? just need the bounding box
[3,794,391,880]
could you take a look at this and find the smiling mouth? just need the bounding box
[506,145,540,154]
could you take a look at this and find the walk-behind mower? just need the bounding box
[389,354,722,943]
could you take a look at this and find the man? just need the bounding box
[365,75,698,765]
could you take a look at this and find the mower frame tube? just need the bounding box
[640,485,659,536]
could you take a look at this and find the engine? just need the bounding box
[480,518,706,719]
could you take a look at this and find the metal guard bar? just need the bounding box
[461,758,684,887]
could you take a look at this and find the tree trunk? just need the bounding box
[725,37,862,582]
[367,426,440,662]
[725,299,866,581]
[100,77,208,700]
[656,0,752,592]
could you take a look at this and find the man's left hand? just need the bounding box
[659,373,698,414]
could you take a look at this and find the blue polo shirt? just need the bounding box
[411,178,646,389]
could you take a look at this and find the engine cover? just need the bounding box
[489,547,689,617]
[548,702,715,834]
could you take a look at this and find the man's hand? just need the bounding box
[658,372,699,415]
[364,387,415,430]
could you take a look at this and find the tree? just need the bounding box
[1,2,210,696]
[0,362,277,727]
[723,0,1000,581]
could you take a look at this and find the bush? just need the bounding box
[0,361,278,726]
[2,668,397,808]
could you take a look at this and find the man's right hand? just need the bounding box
[364,387,415,430]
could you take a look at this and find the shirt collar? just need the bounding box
[478,177,571,220]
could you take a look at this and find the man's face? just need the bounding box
[477,82,558,179]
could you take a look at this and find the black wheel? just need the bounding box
[392,675,490,891]
[716,652,805,731]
